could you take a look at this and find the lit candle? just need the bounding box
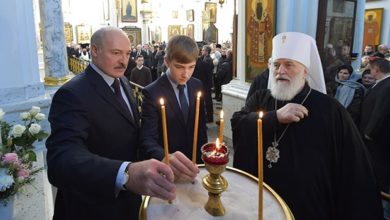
[160,98,170,165]
[192,91,201,164]
[201,138,229,165]
[219,110,224,144]
[258,111,263,220]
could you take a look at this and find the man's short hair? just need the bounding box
[136,55,144,60]
[166,35,199,63]
[202,45,211,54]
[216,44,222,49]
[90,27,127,49]
[369,58,390,73]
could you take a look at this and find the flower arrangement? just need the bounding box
[0,106,48,204]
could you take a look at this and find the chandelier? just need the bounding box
[219,0,225,7]
[209,0,226,7]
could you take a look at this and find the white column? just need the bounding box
[275,0,319,36]
[39,0,70,86]
[352,0,366,71]
[140,10,152,44]
[0,0,45,105]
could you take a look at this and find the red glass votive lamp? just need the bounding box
[201,141,229,165]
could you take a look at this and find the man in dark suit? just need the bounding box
[200,45,214,122]
[360,57,390,193]
[140,35,207,182]
[46,27,176,220]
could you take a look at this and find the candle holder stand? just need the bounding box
[201,142,229,216]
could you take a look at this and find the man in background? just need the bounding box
[130,55,152,87]
[360,58,390,211]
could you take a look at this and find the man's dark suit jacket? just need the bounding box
[140,74,207,163]
[360,76,390,191]
[46,65,141,220]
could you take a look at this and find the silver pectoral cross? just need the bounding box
[266,141,280,168]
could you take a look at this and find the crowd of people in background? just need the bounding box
[65,40,234,116]
[122,40,233,123]
[66,42,91,61]
[322,43,389,125]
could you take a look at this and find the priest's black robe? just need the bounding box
[231,84,383,220]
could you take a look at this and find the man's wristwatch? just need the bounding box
[122,162,131,190]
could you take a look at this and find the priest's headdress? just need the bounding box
[271,32,326,94]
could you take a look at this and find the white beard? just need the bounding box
[270,71,306,101]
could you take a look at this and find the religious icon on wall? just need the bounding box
[76,24,92,44]
[245,0,276,81]
[203,23,218,43]
[363,8,383,47]
[121,0,137,22]
[187,24,194,39]
[205,2,217,23]
[121,26,141,47]
[168,25,181,39]
[64,22,73,44]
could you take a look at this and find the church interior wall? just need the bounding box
[365,0,390,47]
[53,0,234,45]
[275,0,319,37]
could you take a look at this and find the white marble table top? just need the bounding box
[140,166,294,220]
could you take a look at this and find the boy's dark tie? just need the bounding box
[177,84,189,124]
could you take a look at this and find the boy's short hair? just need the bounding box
[165,35,199,63]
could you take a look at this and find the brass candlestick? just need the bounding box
[201,142,230,216]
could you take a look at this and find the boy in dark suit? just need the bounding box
[140,35,207,182]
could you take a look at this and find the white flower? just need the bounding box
[12,124,26,138]
[0,168,14,192]
[0,108,4,120]
[34,113,45,121]
[29,106,40,116]
[20,112,31,121]
[28,123,41,135]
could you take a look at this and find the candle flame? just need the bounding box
[220,110,224,119]
[197,91,201,98]
[259,111,263,118]
[160,98,164,105]
[216,138,220,151]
